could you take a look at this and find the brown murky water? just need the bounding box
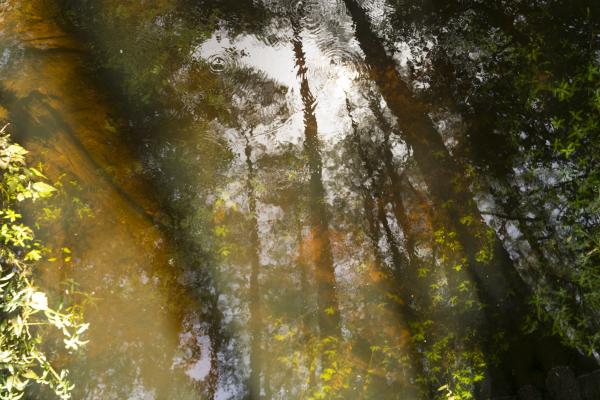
[1,0,599,399]
[0,1,202,398]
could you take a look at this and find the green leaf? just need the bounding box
[24,250,42,261]
[23,370,39,380]
[31,182,56,197]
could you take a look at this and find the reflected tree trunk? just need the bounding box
[346,98,430,398]
[342,0,524,311]
[342,0,597,393]
[291,13,341,339]
[367,96,417,263]
[244,131,262,399]
[294,207,318,388]
[294,208,311,334]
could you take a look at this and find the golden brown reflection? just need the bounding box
[1,1,208,398]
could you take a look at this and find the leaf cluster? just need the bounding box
[0,129,87,399]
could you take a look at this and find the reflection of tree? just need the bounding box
[15,0,598,398]
[222,63,289,399]
[48,0,278,398]
[342,0,598,395]
[344,96,429,398]
[243,129,263,400]
[291,10,341,339]
[252,144,321,397]
[389,0,600,367]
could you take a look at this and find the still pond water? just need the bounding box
[1,0,599,399]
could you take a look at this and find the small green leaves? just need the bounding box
[31,181,57,198]
[273,334,286,341]
[553,80,575,101]
[459,215,473,226]
[22,370,39,380]
[0,143,28,169]
[1,209,21,222]
[0,130,85,399]
[24,249,42,262]
[219,246,231,257]
[324,306,336,316]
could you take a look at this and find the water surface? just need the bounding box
[1,0,599,399]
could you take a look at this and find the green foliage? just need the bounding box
[412,320,486,400]
[0,128,87,399]
[517,56,600,355]
[307,336,353,400]
[388,0,600,363]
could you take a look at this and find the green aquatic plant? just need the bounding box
[0,125,88,400]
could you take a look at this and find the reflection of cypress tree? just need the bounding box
[293,207,318,388]
[346,98,430,398]
[291,13,341,339]
[294,209,311,332]
[366,95,416,262]
[244,131,262,400]
[342,0,521,302]
[343,0,597,394]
